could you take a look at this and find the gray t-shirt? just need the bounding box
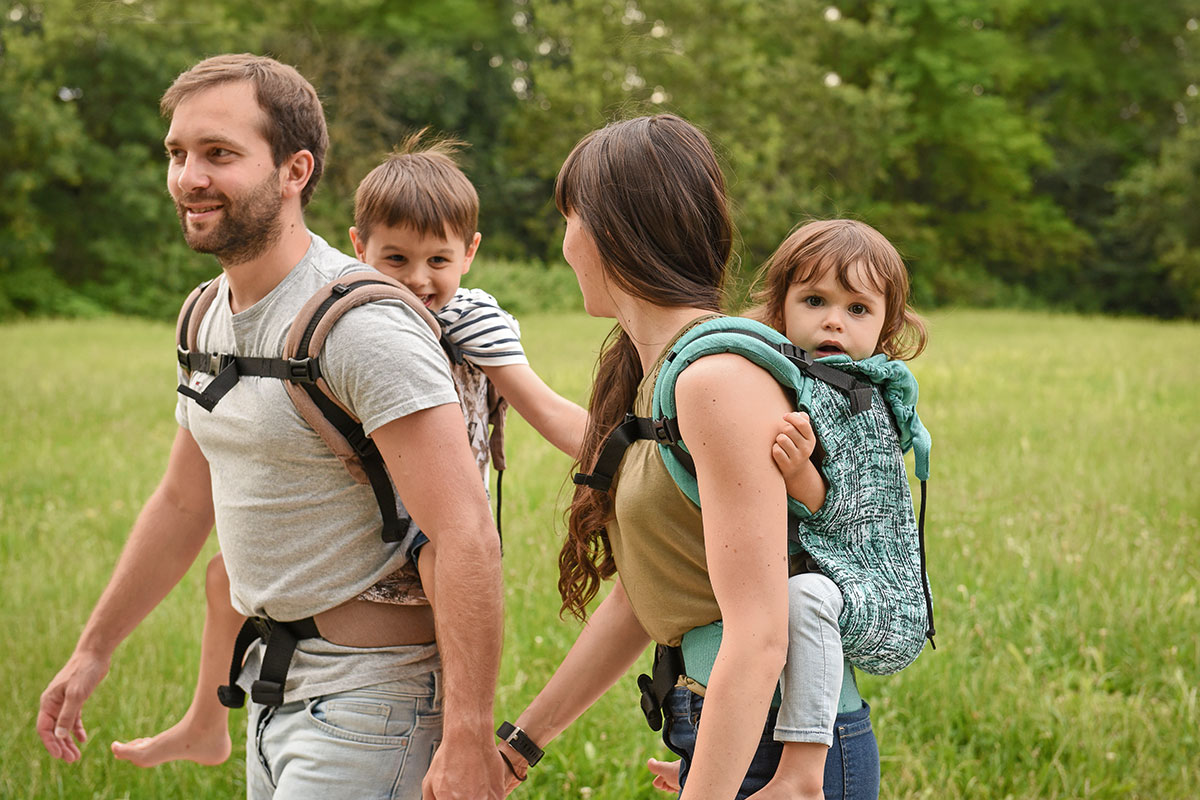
[177,233,458,700]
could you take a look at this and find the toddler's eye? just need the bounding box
[850,303,868,315]
[805,295,823,307]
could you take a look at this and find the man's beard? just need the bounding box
[175,169,284,266]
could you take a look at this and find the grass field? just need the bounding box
[1,309,1197,799]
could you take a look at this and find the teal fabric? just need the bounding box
[652,316,934,677]
[680,621,863,713]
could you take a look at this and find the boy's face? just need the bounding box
[782,262,886,361]
[350,224,480,311]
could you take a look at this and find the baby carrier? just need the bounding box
[573,316,935,730]
[175,271,507,708]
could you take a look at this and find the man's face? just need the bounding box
[164,81,283,265]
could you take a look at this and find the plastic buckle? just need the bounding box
[287,357,317,383]
[217,683,246,709]
[250,679,285,707]
[779,342,813,367]
[344,427,374,457]
[637,673,664,731]
[651,418,679,444]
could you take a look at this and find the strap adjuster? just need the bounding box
[778,342,814,368]
[250,679,285,707]
[651,417,681,444]
[286,357,318,383]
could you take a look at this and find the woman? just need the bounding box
[498,115,879,799]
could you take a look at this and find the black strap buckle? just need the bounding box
[651,417,681,444]
[250,679,285,707]
[286,357,318,383]
[778,342,814,368]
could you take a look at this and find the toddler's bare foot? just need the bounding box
[111,715,231,767]
[748,775,823,800]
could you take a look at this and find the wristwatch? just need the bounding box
[496,721,544,766]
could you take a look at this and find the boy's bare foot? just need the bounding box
[110,716,231,767]
[748,779,822,800]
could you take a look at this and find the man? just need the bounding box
[36,54,506,799]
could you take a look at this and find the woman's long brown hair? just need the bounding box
[555,115,732,620]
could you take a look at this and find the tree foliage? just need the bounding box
[0,0,1195,319]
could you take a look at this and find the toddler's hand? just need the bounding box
[647,758,682,792]
[772,411,817,471]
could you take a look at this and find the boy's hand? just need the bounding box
[647,758,682,792]
[772,411,817,472]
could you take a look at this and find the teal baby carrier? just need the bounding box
[574,316,935,727]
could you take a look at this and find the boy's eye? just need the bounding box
[385,255,408,265]
[430,257,449,267]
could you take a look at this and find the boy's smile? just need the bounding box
[782,263,886,361]
[350,224,480,312]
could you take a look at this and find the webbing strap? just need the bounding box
[176,353,322,413]
[918,480,936,648]
[216,618,263,709]
[637,644,685,732]
[249,617,321,707]
[573,415,694,492]
[298,380,410,543]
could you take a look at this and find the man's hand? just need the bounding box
[422,736,506,799]
[37,651,110,762]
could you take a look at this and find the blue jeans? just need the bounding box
[662,687,879,800]
[245,671,443,799]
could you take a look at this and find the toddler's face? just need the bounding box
[782,263,886,361]
[350,223,479,312]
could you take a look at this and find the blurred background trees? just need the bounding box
[1,0,1196,318]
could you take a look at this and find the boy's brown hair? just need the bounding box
[749,218,927,360]
[160,53,328,208]
[353,130,479,247]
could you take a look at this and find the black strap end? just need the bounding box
[217,684,246,709]
[250,679,285,707]
[573,471,612,491]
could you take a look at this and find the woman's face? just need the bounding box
[562,213,615,317]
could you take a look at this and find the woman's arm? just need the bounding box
[482,363,587,459]
[502,580,650,782]
[674,354,793,800]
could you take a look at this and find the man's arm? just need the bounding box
[372,403,505,800]
[38,427,214,762]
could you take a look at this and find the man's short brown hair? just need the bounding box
[353,130,479,247]
[160,53,328,207]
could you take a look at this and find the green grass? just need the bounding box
[1,310,1197,799]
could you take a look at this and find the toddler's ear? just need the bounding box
[348,227,365,260]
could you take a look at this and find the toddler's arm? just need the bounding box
[773,411,826,511]
[481,364,586,459]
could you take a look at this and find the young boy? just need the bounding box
[110,133,587,767]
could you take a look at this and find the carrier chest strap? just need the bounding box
[573,414,694,493]
[217,616,321,709]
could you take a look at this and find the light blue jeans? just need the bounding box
[245,671,442,799]
[776,572,845,745]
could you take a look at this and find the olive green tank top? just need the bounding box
[608,315,721,646]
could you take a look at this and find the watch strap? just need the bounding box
[497,721,544,766]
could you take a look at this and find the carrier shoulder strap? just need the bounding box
[573,317,873,506]
[174,271,445,543]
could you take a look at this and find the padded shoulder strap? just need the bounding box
[651,317,872,511]
[281,272,440,454]
[175,277,222,373]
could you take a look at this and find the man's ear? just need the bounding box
[461,232,482,276]
[280,150,315,200]
[349,226,366,260]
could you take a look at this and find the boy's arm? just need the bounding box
[481,363,587,460]
[773,411,826,511]
[372,403,505,800]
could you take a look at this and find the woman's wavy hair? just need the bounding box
[555,115,733,620]
[747,219,927,360]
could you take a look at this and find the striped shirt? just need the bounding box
[436,288,528,367]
